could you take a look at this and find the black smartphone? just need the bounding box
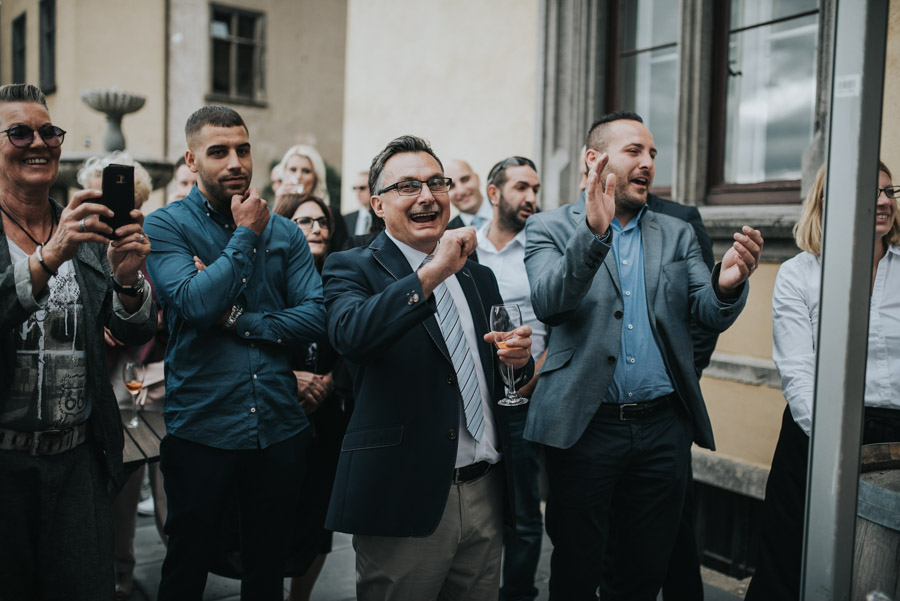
[98,164,135,238]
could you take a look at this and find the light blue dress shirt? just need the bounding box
[602,205,675,404]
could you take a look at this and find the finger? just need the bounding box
[743,225,764,247]
[515,325,532,337]
[67,188,103,208]
[604,173,617,198]
[589,153,608,178]
[731,239,756,266]
[68,202,114,221]
[732,230,761,256]
[503,336,533,350]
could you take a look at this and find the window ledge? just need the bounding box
[699,204,802,263]
[204,93,267,109]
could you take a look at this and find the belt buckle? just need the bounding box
[29,429,63,456]
[619,403,640,421]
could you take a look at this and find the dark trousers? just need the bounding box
[660,468,704,601]
[746,406,900,601]
[545,403,693,601]
[157,431,310,601]
[500,406,544,601]
[0,442,114,601]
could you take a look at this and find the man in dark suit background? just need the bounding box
[343,171,372,236]
[322,135,533,601]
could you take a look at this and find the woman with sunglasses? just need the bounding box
[746,162,900,600]
[0,84,156,600]
[273,193,352,601]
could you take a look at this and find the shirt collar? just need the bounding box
[611,203,649,233]
[384,230,433,271]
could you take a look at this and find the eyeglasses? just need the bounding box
[0,124,66,148]
[877,186,900,200]
[487,156,537,186]
[352,185,368,192]
[293,216,330,230]
[378,177,452,196]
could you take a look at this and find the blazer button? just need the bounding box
[447,375,455,385]
[614,310,623,319]
[407,292,420,306]
[448,429,458,440]
[607,356,616,364]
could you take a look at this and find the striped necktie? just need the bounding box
[422,256,485,441]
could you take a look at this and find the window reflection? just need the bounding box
[618,0,680,188]
[723,2,818,184]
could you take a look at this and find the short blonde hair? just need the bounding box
[794,162,900,255]
[76,151,153,209]
[278,145,329,204]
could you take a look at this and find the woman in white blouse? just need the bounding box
[746,162,900,600]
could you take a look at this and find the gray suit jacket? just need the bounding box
[523,197,747,451]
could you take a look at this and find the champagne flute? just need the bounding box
[490,304,529,406]
[122,360,145,429]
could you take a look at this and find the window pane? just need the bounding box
[723,14,817,183]
[619,46,678,188]
[212,39,231,94]
[237,15,256,40]
[620,0,678,51]
[730,0,818,31]
[211,11,230,39]
[236,43,254,98]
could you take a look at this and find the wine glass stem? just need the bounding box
[506,364,517,399]
[131,393,139,422]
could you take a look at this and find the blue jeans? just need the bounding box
[500,406,544,601]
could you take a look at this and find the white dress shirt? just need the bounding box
[353,209,371,236]
[772,246,900,435]
[476,224,547,360]
[458,200,494,229]
[385,231,502,467]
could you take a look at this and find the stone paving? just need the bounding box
[127,514,746,600]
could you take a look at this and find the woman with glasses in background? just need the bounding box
[746,162,900,601]
[0,84,155,600]
[273,193,352,601]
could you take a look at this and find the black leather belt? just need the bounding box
[0,422,88,456]
[596,394,674,421]
[452,460,493,484]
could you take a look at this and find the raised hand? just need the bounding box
[585,153,617,237]
[231,187,270,235]
[42,189,114,270]
[718,225,764,297]
[483,325,533,370]
[108,209,150,285]
[417,227,478,299]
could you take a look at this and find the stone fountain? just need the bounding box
[57,87,173,192]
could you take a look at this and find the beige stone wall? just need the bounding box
[341,0,539,214]
[883,1,900,174]
[167,0,347,198]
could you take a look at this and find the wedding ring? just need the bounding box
[79,218,87,233]
[139,233,145,244]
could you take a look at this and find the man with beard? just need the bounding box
[144,105,326,600]
[476,156,548,601]
[523,112,764,601]
[446,158,494,230]
[322,135,534,601]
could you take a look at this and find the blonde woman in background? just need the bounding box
[746,162,900,600]
[78,151,165,600]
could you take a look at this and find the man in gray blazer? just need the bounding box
[523,112,763,601]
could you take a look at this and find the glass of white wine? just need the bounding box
[122,360,145,429]
[489,304,529,407]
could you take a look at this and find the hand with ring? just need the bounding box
[108,209,150,286]
[40,189,115,272]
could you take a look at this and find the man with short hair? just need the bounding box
[144,105,326,600]
[476,156,548,601]
[322,135,534,601]
[524,112,764,600]
[343,171,372,235]
[446,158,493,230]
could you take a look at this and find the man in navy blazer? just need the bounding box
[524,112,763,600]
[322,135,534,601]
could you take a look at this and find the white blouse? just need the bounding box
[772,246,900,435]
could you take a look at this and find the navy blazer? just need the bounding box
[322,231,531,537]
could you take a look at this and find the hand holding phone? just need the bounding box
[98,164,136,238]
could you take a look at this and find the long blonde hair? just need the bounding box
[278,145,330,205]
[794,162,900,255]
